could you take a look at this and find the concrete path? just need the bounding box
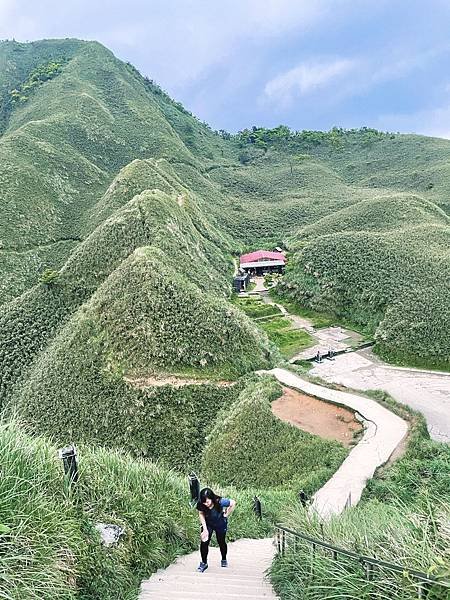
[252,276,268,293]
[310,348,450,443]
[268,368,408,520]
[256,290,449,442]
[139,538,278,599]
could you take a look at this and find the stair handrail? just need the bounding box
[274,524,450,593]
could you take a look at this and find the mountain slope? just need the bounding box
[0,37,449,424]
[0,39,230,303]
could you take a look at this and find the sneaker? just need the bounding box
[221,559,228,568]
[197,562,208,573]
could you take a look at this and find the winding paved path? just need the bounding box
[311,348,450,443]
[140,282,447,597]
[139,365,408,598]
[259,285,450,442]
[268,368,408,519]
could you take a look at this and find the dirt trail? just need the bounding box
[125,375,235,388]
[272,386,362,447]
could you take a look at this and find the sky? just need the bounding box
[1,0,450,136]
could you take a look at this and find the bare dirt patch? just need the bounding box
[125,375,235,389]
[272,386,362,446]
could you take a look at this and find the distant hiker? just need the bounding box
[196,487,236,572]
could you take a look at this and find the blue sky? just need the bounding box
[2,0,450,136]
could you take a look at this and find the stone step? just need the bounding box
[142,574,273,584]
[145,596,274,600]
[146,572,267,583]
[139,538,278,599]
[142,584,273,595]
[139,586,275,600]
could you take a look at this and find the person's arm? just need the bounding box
[223,498,236,518]
[198,511,209,541]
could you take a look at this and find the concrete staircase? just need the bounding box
[139,537,278,599]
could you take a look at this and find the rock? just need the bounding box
[95,523,125,546]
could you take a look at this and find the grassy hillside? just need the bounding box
[1,39,450,368]
[0,39,231,304]
[279,197,450,368]
[1,421,282,600]
[0,421,197,600]
[6,244,272,468]
[0,173,239,410]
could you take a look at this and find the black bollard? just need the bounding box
[188,472,200,506]
[59,445,78,484]
[253,496,262,520]
[299,489,308,507]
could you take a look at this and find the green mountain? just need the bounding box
[1,37,449,431]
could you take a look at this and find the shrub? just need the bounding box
[39,268,60,285]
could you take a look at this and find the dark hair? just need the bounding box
[196,487,222,512]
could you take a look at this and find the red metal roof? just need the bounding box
[240,250,286,264]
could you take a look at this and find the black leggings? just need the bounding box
[200,528,227,563]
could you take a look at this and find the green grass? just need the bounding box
[258,317,315,358]
[232,296,282,319]
[1,420,297,600]
[231,296,314,357]
[281,197,450,368]
[269,288,335,328]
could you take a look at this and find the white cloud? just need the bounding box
[263,58,357,107]
[377,104,450,139]
[261,44,450,113]
[0,0,328,87]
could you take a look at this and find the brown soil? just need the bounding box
[272,387,363,447]
[125,375,235,389]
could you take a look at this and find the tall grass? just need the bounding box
[0,420,302,599]
[201,375,347,490]
[271,499,450,600]
[0,422,82,599]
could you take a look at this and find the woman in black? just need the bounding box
[196,487,236,572]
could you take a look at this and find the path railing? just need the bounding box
[274,525,450,599]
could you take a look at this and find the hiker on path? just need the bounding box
[196,487,236,572]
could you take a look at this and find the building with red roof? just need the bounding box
[239,249,286,275]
